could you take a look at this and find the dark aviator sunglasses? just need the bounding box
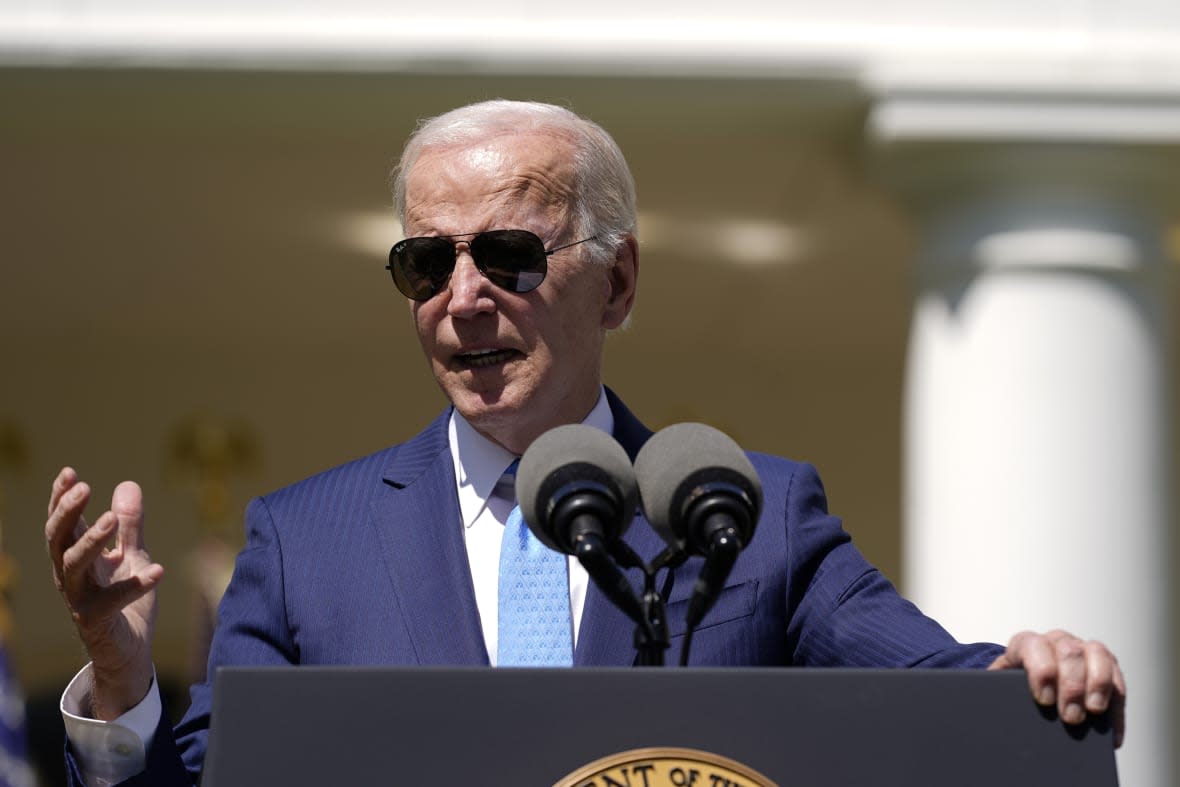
[386,229,597,301]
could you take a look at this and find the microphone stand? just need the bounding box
[597,541,686,667]
[546,489,682,666]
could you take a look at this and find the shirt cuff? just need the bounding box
[61,663,161,787]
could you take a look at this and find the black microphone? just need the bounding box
[516,424,645,625]
[634,423,762,638]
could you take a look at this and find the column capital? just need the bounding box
[864,85,1180,280]
[866,84,1180,218]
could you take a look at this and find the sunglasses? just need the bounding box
[386,229,597,301]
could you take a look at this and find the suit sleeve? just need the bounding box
[779,461,1003,668]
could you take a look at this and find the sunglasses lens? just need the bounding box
[471,230,548,293]
[391,237,456,300]
[389,230,552,299]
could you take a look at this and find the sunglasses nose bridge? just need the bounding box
[451,244,482,279]
[445,247,496,311]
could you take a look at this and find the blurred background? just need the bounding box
[1,2,1177,786]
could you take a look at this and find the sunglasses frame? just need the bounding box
[386,229,597,301]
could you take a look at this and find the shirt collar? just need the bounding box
[448,387,615,528]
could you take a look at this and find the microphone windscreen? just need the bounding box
[634,422,762,548]
[516,424,638,551]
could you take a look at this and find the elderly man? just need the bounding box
[46,100,1125,786]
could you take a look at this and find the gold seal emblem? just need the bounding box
[553,746,779,787]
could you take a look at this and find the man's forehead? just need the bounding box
[411,130,575,178]
[404,131,578,228]
[461,143,511,172]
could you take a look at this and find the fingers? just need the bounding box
[1109,662,1127,749]
[47,471,163,608]
[59,504,163,626]
[1081,640,1116,714]
[59,511,117,600]
[47,473,149,565]
[48,466,78,516]
[998,629,1126,747]
[73,566,165,633]
[1006,630,1062,706]
[46,471,91,580]
[1083,641,1127,749]
[1047,631,1089,724]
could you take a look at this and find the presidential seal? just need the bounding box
[554,746,779,787]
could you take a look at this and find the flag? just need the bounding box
[0,642,31,787]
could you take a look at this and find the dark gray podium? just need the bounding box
[202,667,1118,786]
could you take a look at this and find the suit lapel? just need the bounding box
[367,391,659,667]
[368,409,489,665]
[575,389,664,666]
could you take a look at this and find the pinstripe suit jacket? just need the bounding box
[71,389,1002,785]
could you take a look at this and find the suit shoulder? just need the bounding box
[746,451,823,492]
[254,444,399,514]
[259,408,450,504]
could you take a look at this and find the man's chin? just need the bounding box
[452,388,523,427]
[450,387,551,450]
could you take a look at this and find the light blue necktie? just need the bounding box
[497,466,573,666]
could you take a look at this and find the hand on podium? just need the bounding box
[989,629,1126,747]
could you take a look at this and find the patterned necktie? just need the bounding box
[497,467,573,666]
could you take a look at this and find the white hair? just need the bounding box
[390,100,637,264]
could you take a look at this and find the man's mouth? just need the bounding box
[455,348,520,369]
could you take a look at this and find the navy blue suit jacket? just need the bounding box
[69,390,1002,785]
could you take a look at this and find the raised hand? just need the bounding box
[46,467,164,720]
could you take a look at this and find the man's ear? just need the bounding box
[602,233,639,330]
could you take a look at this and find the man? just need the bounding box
[46,100,1125,786]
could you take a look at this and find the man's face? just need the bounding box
[403,131,636,454]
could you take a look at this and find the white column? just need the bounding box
[872,95,1176,787]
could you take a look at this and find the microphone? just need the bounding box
[634,423,762,638]
[517,424,638,553]
[516,424,645,625]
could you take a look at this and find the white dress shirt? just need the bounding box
[452,389,606,663]
[60,388,613,785]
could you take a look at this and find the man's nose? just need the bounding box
[446,251,495,317]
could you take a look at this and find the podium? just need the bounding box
[202,667,1118,786]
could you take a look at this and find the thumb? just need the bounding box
[111,481,146,549]
[987,651,1017,671]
